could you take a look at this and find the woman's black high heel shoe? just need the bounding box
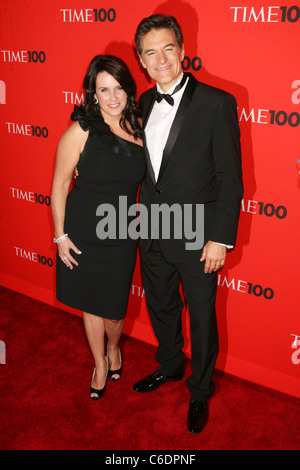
[90,358,108,400]
[107,343,122,381]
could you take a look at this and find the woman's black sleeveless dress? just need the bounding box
[56,106,146,319]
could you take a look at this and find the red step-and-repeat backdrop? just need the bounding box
[0,0,299,398]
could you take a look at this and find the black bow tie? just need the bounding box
[153,74,188,106]
[153,91,174,105]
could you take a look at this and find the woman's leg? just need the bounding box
[104,318,123,379]
[83,312,107,396]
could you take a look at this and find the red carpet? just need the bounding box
[0,285,299,450]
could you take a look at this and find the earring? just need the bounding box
[94,96,99,104]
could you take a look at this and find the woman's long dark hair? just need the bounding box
[80,54,142,139]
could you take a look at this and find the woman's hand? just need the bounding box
[57,237,82,270]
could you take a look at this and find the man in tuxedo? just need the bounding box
[133,14,243,433]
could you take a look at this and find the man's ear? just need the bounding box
[180,43,185,62]
[138,54,147,69]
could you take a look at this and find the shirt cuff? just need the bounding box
[216,242,233,249]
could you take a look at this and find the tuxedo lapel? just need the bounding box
[143,136,156,185]
[157,74,197,184]
[141,89,156,184]
[142,88,156,129]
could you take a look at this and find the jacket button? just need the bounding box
[155,189,162,193]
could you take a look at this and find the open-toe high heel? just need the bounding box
[107,343,122,381]
[90,358,108,400]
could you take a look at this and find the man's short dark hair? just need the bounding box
[135,14,184,56]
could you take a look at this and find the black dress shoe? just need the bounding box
[133,369,184,393]
[187,400,209,434]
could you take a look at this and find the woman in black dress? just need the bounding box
[51,55,146,400]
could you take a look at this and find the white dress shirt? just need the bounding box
[145,73,188,181]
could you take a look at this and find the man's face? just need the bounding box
[139,28,184,93]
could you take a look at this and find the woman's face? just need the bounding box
[94,71,127,122]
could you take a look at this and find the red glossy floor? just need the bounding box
[0,286,299,450]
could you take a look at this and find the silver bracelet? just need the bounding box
[53,234,68,244]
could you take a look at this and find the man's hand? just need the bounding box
[200,241,226,273]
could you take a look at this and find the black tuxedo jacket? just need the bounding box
[138,73,243,262]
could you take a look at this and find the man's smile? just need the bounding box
[156,65,172,71]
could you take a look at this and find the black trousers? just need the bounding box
[140,240,219,403]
